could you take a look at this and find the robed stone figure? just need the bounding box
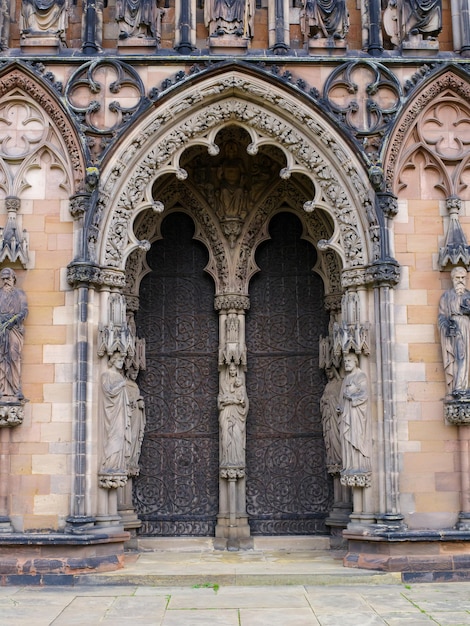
[100,351,132,479]
[300,0,348,40]
[218,362,248,468]
[116,0,163,40]
[438,267,470,397]
[21,0,68,40]
[339,353,371,480]
[0,268,28,401]
[205,0,255,38]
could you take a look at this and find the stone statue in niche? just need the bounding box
[204,0,255,38]
[402,0,441,40]
[21,0,68,42]
[0,268,28,402]
[383,0,441,47]
[438,267,470,398]
[320,365,343,474]
[0,0,10,50]
[125,364,146,477]
[216,141,248,220]
[218,362,248,468]
[338,352,371,485]
[100,351,132,484]
[300,0,348,41]
[116,0,164,41]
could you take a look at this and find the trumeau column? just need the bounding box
[214,293,253,550]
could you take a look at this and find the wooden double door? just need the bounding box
[133,211,332,536]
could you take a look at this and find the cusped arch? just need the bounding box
[93,65,379,288]
[384,66,470,199]
[0,62,86,189]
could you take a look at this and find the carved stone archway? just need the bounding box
[76,66,401,546]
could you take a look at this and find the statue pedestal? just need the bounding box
[208,35,248,55]
[215,468,253,550]
[306,37,347,56]
[444,397,470,425]
[20,35,63,54]
[117,37,157,54]
[402,35,439,56]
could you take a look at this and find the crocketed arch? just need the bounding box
[92,64,378,284]
[0,62,86,189]
[384,65,470,199]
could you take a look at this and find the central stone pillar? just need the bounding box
[214,294,253,550]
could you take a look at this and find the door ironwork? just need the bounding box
[133,212,219,536]
[246,212,333,535]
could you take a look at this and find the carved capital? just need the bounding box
[324,293,342,312]
[444,399,470,425]
[341,268,368,289]
[215,294,250,312]
[340,472,372,488]
[98,472,128,489]
[66,262,102,288]
[69,192,92,221]
[0,402,25,428]
[5,197,20,213]
[220,467,245,479]
[377,192,399,219]
[100,269,127,288]
[365,261,401,287]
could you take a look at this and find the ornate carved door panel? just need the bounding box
[246,212,332,534]
[133,212,219,536]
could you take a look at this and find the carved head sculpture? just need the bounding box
[343,352,359,372]
[0,267,16,288]
[451,266,468,295]
[109,351,126,370]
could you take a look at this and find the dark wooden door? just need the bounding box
[246,212,332,534]
[133,212,219,536]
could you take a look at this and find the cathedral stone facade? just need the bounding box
[0,0,470,579]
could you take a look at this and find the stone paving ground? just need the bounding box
[1,548,470,625]
[1,582,470,626]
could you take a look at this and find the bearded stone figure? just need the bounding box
[0,268,28,401]
[338,353,371,481]
[218,362,248,468]
[438,267,470,398]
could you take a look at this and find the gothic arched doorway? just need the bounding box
[246,212,333,534]
[133,212,220,536]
